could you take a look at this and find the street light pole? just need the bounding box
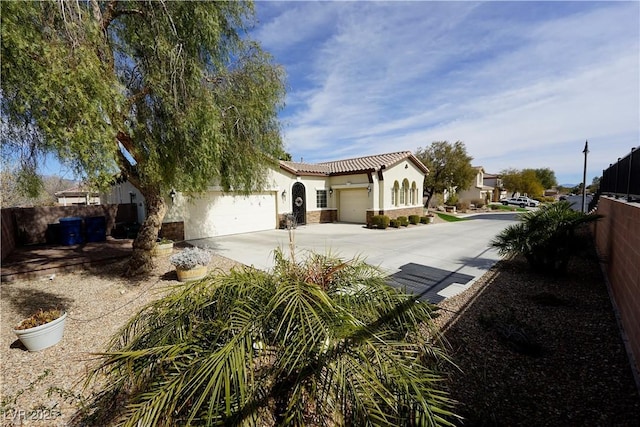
[582,140,589,213]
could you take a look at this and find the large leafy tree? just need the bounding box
[0,166,75,208]
[533,167,557,190]
[82,250,455,426]
[500,168,545,198]
[415,141,476,207]
[1,0,285,275]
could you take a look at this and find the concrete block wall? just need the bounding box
[1,208,17,262]
[594,197,640,374]
[0,204,137,260]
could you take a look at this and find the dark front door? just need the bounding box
[292,182,306,225]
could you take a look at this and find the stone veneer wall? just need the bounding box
[593,196,640,376]
[307,209,338,224]
[278,210,337,228]
[159,221,185,242]
[366,207,424,226]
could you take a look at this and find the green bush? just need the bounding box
[82,250,454,426]
[490,201,602,274]
[471,198,485,209]
[455,201,470,212]
[420,216,429,224]
[444,194,458,206]
[389,219,400,228]
[370,215,390,229]
[397,216,409,227]
[408,215,420,225]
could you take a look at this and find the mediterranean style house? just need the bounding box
[108,151,429,241]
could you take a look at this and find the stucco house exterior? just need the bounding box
[482,172,506,202]
[456,166,495,205]
[56,186,101,206]
[158,151,428,241]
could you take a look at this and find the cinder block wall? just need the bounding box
[594,197,640,374]
[0,204,137,255]
[1,208,17,262]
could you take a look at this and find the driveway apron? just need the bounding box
[189,213,519,303]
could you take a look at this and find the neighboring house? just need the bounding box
[159,151,428,241]
[544,188,559,198]
[101,177,145,223]
[456,167,495,205]
[482,173,506,202]
[55,186,101,206]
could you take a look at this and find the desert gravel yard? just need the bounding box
[437,251,640,425]
[2,242,639,426]
[1,254,240,427]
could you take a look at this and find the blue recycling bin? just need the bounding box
[85,216,106,242]
[59,217,83,245]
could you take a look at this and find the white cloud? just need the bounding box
[257,1,639,183]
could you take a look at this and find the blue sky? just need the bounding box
[251,0,640,185]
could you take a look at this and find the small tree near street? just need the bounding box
[415,141,476,208]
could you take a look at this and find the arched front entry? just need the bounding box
[292,182,306,225]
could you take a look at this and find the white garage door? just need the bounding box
[339,189,368,223]
[185,192,276,240]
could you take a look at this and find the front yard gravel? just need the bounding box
[437,249,640,425]
[2,239,638,426]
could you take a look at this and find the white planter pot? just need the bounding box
[13,312,67,352]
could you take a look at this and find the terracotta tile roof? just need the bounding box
[279,161,330,176]
[280,151,428,176]
[54,184,98,196]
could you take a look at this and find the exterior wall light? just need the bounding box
[281,189,287,201]
[169,189,176,203]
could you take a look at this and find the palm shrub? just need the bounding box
[490,201,601,274]
[82,250,455,426]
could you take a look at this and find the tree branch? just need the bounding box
[116,131,142,166]
[100,0,144,31]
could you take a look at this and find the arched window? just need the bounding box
[392,181,399,206]
[401,179,409,205]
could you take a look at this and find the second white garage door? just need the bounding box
[338,189,368,223]
[184,192,276,240]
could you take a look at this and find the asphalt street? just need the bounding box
[190,212,519,303]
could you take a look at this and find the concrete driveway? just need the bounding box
[189,212,519,303]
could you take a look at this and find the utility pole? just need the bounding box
[582,140,589,213]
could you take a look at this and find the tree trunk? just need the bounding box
[424,188,435,208]
[125,188,167,277]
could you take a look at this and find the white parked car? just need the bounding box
[501,196,540,208]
